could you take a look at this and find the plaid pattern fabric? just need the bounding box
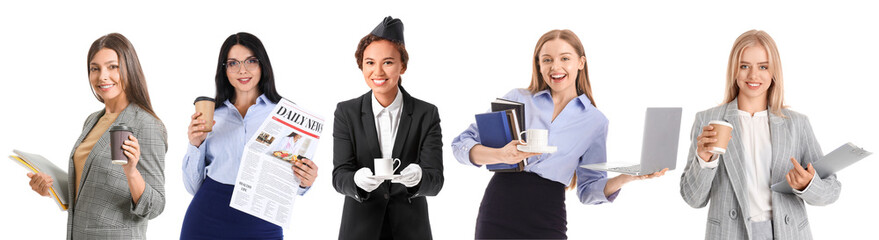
[66,104,167,239]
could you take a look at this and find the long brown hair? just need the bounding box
[527,29,596,107]
[87,33,158,119]
[723,30,786,117]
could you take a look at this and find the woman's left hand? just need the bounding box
[121,135,141,174]
[631,168,668,181]
[605,168,668,197]
[293,158,318,188]
[619,168,669,184]
[786,157,815,191]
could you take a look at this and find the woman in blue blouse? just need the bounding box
[451,29,666,239]
[180,32,319,239]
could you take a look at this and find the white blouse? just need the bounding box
[372,87,404,159]
[737,110,772,222]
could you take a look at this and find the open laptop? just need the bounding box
[580,107,682,175]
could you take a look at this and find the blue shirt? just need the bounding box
[451,88,618,204]
[183,94,309,196]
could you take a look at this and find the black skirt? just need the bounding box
[475,171,567,240]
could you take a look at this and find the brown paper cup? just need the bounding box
[708,120,733,154]
[109,124,133,165]
[194,96,215,132]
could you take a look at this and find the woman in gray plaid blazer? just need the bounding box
[680,30,840,240]
[26,33,166,239]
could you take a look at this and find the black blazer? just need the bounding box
[332,87,444,240]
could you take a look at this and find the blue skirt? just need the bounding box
[180,176,282,240]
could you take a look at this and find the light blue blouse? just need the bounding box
[451,88,618,204]
[182,94,309,196]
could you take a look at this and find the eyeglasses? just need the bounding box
[225,57,260,72]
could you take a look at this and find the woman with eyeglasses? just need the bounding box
[180,32,319,240]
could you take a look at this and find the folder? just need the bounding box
[9,150,70,211]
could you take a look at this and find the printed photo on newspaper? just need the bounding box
[230,98,324,227]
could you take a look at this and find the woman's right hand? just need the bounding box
[494,140,541,164]
[27,172,53,197]
[188,112,210,147]
[695,125,718,162]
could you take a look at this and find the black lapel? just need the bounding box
[359,91,383,159]
[391,87,414,161]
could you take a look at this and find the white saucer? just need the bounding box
[368,175,401,180]
[517,145,557,153]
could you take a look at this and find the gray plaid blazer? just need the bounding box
[680,99,841,240]
[65,104,167,239]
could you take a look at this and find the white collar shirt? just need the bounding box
[371,87,404,159]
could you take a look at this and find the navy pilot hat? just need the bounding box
[370,16,404,43]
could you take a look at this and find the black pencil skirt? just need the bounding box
[475,171,567,240]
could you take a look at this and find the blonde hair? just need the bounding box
[723,30,786,117]
[528,29,596,107]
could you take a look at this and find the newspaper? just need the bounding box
[230,98,324,227]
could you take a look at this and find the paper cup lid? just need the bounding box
[109,124,133,132]
[708,120,733,128]
[194,96,215,105]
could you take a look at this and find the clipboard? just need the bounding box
[771,142,871,193]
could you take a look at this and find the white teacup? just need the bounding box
[374,158,401,176]
[518,129,549,147]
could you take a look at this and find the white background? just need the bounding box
[1,1,876,239]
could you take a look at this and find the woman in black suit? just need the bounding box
[332,16,444,240]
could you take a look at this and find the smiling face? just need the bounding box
[538,39,586,96]
[361,40,405,96]
[89,48,126,102]
[736,44,772,101]
[226,44,262,95]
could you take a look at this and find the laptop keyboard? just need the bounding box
[608,165,641,173]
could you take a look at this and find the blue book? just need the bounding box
[475,111,523,172]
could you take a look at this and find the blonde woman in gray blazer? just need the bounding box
[680,30,840,240]
[26,33,166,239]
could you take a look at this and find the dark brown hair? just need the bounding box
[354,34,409,79]
[87,33,158,119]
[214,32,282,106]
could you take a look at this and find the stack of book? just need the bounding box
[475,98,527,172]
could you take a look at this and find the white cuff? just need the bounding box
[793,172,819,194]
[697,153,719,169]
